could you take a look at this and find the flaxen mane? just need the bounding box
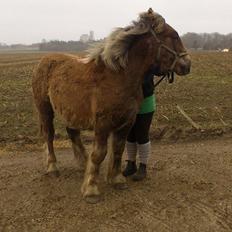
[84,9,166,71]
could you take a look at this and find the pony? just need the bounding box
[32,8,191,203]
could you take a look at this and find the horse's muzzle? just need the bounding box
[175,56,191,76]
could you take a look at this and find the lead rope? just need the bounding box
[153,72,174,89]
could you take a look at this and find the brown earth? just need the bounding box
[1,136,232,232]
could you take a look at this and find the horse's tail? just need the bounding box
[32,55,57,137]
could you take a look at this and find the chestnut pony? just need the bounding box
[32,8,191,203]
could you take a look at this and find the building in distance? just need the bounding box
[80,31,95,43]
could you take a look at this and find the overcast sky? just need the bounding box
[0,0,231,44]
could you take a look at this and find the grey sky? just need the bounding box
[0,0,231,44]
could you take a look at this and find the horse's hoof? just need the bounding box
[46,170,60,177]
[114,183,128,190]
[84,195,102,204]
[47,163,59,177]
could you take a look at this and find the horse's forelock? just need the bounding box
[139,10,166,33]
[153,15,166,33]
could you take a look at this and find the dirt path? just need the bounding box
[0,137,232,232]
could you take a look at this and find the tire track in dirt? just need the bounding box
[192,201,232,231]
[112,186,172,231]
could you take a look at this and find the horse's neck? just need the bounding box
[125,35,155,91]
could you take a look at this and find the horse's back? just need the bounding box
[32,53,95,129]
[32,53,86,95]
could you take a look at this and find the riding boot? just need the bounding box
[132,163,147,181]
[122,160,137,177]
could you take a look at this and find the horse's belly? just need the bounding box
[52,100,94,129]
[49,86,94,129]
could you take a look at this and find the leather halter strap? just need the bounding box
[150,29,188,71]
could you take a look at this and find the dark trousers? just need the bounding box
[127,112,154,144]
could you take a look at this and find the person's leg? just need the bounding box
[125,124,137,161]
[132,112,154,181]
[122,122,137,176]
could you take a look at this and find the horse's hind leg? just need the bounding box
[38,102,59,176]
[66,127,87,171]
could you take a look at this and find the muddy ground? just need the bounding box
[1,137,232,232]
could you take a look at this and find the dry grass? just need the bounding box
[154,52,232,130]
[0,51,232,145]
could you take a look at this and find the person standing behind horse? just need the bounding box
[123,67,156,181]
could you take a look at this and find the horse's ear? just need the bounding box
[148,8,154,14]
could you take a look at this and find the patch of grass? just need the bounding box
[0,63,37,143]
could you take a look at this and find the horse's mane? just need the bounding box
[83,9,165,71]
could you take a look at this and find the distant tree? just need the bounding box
[38,40,94,52]
[181,32,232,50]
[193,40,198,50]
[41,39,47,44]
[0,42,8,50]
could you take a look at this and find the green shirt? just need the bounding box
[138,94,156,114]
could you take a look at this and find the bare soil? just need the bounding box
[1,137,232,232]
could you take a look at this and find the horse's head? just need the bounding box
[84,8,191,76]
[144,8,191,76]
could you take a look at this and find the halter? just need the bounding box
[150,29,188,71]
[150,28,188,88]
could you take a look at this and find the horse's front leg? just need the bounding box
[81,130,108,203]
[107,123,133,189]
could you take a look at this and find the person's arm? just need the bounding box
[142,72,155,97]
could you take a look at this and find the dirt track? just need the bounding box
[1,137,232,232]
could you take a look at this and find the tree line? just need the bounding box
[38,33,232,51]
[39,40,90,51]
[181,32,232,50]
[1,33,232,51]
